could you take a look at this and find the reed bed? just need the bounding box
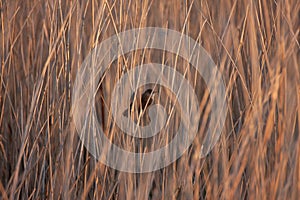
[0,0,299,199]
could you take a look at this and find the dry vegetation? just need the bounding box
[0,0,299,199]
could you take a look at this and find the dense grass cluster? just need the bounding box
[0,0,299,199]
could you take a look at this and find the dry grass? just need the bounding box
[0,0,299,199]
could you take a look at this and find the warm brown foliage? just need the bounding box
[0,0,299,199]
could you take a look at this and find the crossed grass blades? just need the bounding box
[0,0,299,199]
